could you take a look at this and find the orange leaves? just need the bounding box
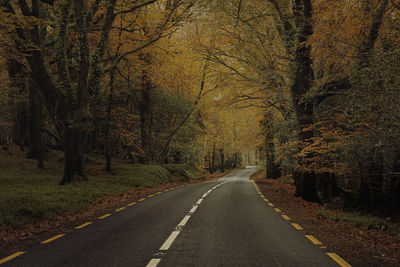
[275,117,355,175]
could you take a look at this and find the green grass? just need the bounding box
[163,163,205,181]
[316,209,400,236]
[0,150,204,229]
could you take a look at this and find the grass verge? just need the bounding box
[0,150,204,229]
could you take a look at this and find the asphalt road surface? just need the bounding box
[2,167,341,267]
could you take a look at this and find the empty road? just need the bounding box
[2,168,344,266]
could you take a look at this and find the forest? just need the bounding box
[0,0,399,218]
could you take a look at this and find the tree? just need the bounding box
[0,0,158,183]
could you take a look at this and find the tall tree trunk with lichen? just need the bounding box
[265,131,280,179]
[104,68,116,172]
[220,147,225,173]
[7,60,28,150]
[27,78,44,169]
[140,68,154,164]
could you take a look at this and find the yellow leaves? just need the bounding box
[275,118,356,175]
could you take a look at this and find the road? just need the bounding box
[2,168,343,266]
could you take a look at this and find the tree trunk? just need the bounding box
[26,78,44,169]
[290,0,326,202]
[140,68,153,164]
[220,147,225,173]
[358,158,384,213]
[8,60,28,150]
[211,143,216,174]
[104,68,115,172]
[265,132,280,179]
[60,127,87,185]
[208,152,213,174]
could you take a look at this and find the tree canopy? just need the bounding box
[0,0,399,214]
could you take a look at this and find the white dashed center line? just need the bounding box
[146,180,230,266]
[160,231,180,251]
[146,258,161,267]
[178,215,191,227]
[189,205,198,214]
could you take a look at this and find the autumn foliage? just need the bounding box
[0,0,399,214]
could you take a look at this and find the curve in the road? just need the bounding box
[0,168,351,267]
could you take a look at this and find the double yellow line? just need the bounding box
[251,180,351,267]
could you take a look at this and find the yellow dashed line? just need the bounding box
[138,198,146,202]
[115,207,126,212]
[155,192,162,195]
[148,194,154,198]
[40,234,65,244]
[305,235,322,245]
[263,198,269,202]
[164,189,169,192]
[75,222,92,229]
[327,253,351,267]
[274,208,282,213]
[282,215,291,220]
[0,252,25,264]
[291,223,304,230]
[128,202,136,206]
[268,203,275,207]
[98,214,111,219]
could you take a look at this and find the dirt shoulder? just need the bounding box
[253,172,400,267]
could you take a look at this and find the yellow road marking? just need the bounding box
[155,192,162,195]
[274,208,282,213]
[128,202,136,206]
[148,194,154,198]
[0,252,25,264]
[138,198,146,202]
[115,207,126,212]
[98,214,111,219]
[268,203,275,207]
[41,234,65,244]
[327,253,351,267]
[75,222,92,229]
[305,235,322,245]
[282,215,291,220]
[164,189,169,192]
[263,198,269,202]
[291,223,304,230]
